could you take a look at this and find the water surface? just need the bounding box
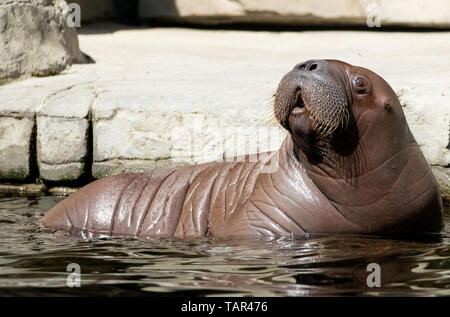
[0,195,449,296]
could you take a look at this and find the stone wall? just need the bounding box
[0,24,448,200]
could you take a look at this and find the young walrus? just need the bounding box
[43,59,443,238]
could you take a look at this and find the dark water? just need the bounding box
[0,195,449,297]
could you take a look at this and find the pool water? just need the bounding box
[0,194,449,296]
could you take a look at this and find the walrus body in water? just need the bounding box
[43,60,443,237]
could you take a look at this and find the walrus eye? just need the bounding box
[352,76,368,93]
[355,77,365,86]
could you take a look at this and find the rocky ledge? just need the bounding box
[0,25,449,201]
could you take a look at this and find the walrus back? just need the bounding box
[42,167,196,237]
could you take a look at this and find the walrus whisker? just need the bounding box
[305,100,351,139]
[263,94,279,126]
[309,113,338,139]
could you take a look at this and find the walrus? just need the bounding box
[42,59,443,238]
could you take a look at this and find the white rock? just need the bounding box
[38,85,93,118]
[398,86,450,167]
[0,0,86,85]
[37,117,88,164]
[36,85,93,181]
[0,116,34,180]
[39,162,85,182]
[92,159,183,179]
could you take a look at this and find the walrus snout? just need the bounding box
[274,59,350,139]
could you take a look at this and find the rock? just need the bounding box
[92,159,182,179]
[93,110,180,163]
[0,183,46,195]
[398,86,450,167]
[38,161,86,182]
[0,72,92,181]
[0,116,35,180]
[48,186,79,196]
[0,79,48,181]
[92,108,285,178]
[36,85,93,181]
[0,0,86,85]
[432,166,450,204]
[139,0,450,28]
[91,82,285,178]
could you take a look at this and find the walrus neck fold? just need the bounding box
[289,135,362,184]
[286,131,443,235]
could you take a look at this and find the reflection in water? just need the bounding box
[0,195,449,296]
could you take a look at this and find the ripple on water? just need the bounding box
[0,194,449,296]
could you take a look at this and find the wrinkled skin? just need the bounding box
[43,59,443,238]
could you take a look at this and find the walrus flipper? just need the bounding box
[42,166,209,237]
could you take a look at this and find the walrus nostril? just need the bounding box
[298,63,307,70]
[308,63,318,71]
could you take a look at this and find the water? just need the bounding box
[0,194,449,297]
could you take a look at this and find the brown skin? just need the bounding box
[42,59,443,238]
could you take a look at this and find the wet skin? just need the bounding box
[43,59,443,238]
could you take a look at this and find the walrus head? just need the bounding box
[274,59,368,168]
[275,60,350,139]
[274,59,443,235]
